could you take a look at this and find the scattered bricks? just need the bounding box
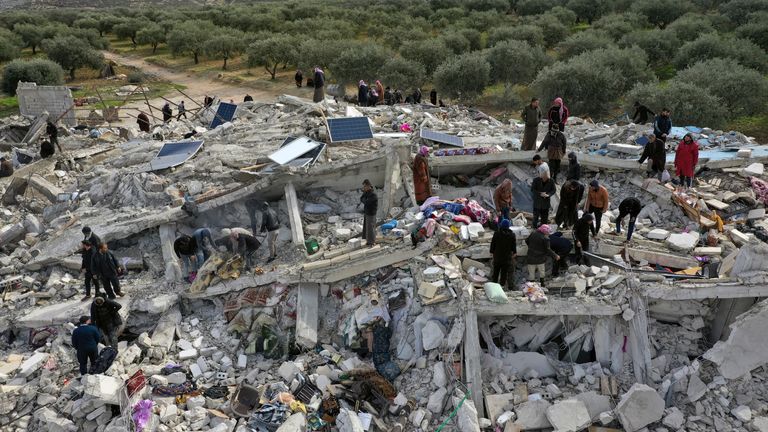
[178,348,198,360]
[83,375,122,405]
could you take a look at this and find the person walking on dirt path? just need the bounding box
[312,66,325,103]
[162,102,172,123]
[360,179,378,247]
[176,101,186,120]
[137,111,150,132]
[413,146,432,205]
[72,316,101,375]
[90,296,122,348]
[295,69,303,87]
[91,243,125,299]
[521,98,542,151]
[80,240,101,301]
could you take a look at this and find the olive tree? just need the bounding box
[246,34,297,78]
[400,38,452,75]
[113,18,148,47]
[379,57,426,89]
[433,51,490,101]
[619,29,678,65]
[2,58,64,94]
[42,35,103,79]
[205,30,246,70]
[674,33,768,72]
[487,40,551,85]
[627,81,727,128]
[331,42,391,84]
[675,59,768,116]
[167,20,216,64]
[136,23,165,54]
[556,31,616,59]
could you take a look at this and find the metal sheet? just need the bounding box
[148,140,204,171]
[327,117,373,142]
[210,102,238,129]
[420,128,464,148]
[268,136,322,165]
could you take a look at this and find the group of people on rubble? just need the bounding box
[357,79,439,107]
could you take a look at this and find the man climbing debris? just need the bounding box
[80,240,100,301]
[71,316,101,376]
[90,296,122,348]
[526,225,559,285]
[616,197,643,242]
[91,243,124,299]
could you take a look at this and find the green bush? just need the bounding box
[528,14,570,47]
[719,0,768,25]
[626,81,727,128]
[674,33,768,72]
[556,31,616,59]
[433,51,490,101]
[619,29,679,65]
[631,0,693,28]
[2,58,64,95]
[516,0,555,15]
[439,32,471,54]
[331,42,391,84]
[666,14,716,42]
[487,40,551,85]
[378,57,426,89]
[566,0,606,23]
[400,38,452,75]
[735,21,768,51]
[0,37,20,63]
[488,24,545,47]
[674,59,768,116]
[127,71,145,84]
[593,12,650,40]
[549,6,578,26]
[42,35,103,80]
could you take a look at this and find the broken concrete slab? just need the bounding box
[16,82,76,126]
[513,400,552,430]
[17,296,131,329]
[151,306,182,351]
[546,399,591,432]
[285,181,305,246]
[82,374,122,405]
[295,283,320,349]
[704,298,768,379]
[615,383,664,432]
[665,232,699,252]
[573,391,612,422]
[18,352,49,377]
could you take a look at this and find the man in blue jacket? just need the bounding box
[72,316,101,375]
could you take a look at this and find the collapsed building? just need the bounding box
[1,90,768,432]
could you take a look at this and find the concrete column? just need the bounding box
[159,224,182,282]
[379,149,402,220]
[464,309,485,417]
[709,297,758,342]
[296,282,320,349]
[628,291,653,385]
[284,181,305,245]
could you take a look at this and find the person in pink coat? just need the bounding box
[674,133,699,188]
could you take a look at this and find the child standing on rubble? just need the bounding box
[360,179,378,247]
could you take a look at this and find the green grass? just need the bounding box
[727,114,768,144]
[0,96,18,118]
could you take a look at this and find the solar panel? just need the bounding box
[210,102,238,129]
[420,129,464,148]
[327,117,373,142]
[148,140,204,171]
[269,136,322,165]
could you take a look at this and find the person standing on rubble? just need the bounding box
[80,241,100,301]
[72,316,101,375]
[204,95,213,107]
[375,80,385,105]
[526,225,559,285]
[490,218,517,290]
[91,243,125,299]
[584,180,609,234]
[566,152,581,181]
[40,140,55,159]
[573,213,596,264]
[430,89,437,105]
[556,180,584,229]
[244,94,254,102]
[413,146,432,205]
[675,133,699,189]
[549,232,572,276]
[360,179,378,247]
[312,66,325,103]
[162,102,173,123]
[521,98,542,151]
[90,297,122,348]
[46,121,59,152]
[638,134,666,181]
[547,97,569,133]
[295,69,303,87]
[532,154,549,179]
[653,108,672,143]
[537,124,567,182]
[257,202,280,262]
[176,101,186,120]
[358,80,369,106]
[615,197,643,242]
[82,226,101,250]
[632,101,655,125]
[0,156,12,177]
[531,171,556,227]
[494,179,514,221]
[137,111,150,133]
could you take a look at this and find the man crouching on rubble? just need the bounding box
[90,297,122,348]
[72,316,101,375]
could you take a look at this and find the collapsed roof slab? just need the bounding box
[595,243,698,269]
[183,271,281,299]
[17,295,131,329]
[644,281,768,300]
[435,297,621,318]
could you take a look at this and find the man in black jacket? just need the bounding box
[360,179,378,247]
[91,243,124,299]
[566,152,581,181]
[526,225,559,284]
[616,197,643,242]
[549,232,572,276]
[72,315,101,375]
[632,101,655,125]
[573,213,596,265]
[490,219,517,290]
[82,226,101,249]
[653,108,672,143]
[531,172,556,228]
[90,297,122,348]
[162,102,173,123]
[46,121,60,152]
[80,241,100,301]
[258,202,280,262]
[638,134,666,181]
[555,180,584,229]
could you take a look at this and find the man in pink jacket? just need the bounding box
[674,133,699,189]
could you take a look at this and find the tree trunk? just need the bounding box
[223,56,228,70]
[152,43,157,54]
[194,52,199,64]
[131,36,137,47]
[69,67,76,80]
[266,63,277,79]
[31,45,36,54]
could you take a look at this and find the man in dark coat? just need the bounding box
[176,100,186,120]
[573,213,596,265]
[555,180,584,229]
[526,225,559,284]
[257,203,280,262]
[531,172,556,228]
[80,241,100,301]
[360,179,378,247]
[521,98,542,151]
[616,197,643,242]
[72,316,101,375]
[632,101,655,125]
[653,108,672,143]
[312,66,325,103]
[244,94,254,102]
[46,121,60,152]
[90,297,122,348]
[358,81,369,107]
[538,124,567,182]
[295,69,303,87]
[638,134,666,180]
[413,88,422,104]
[91,243,124,299]
[566,152,581,181]
[490,219,517,290]
[82,226,101,250]
[137,112,150,132]
[40,140,55,158]
[0,156,12,177]
[549,232,572,276]
[429,89,437,105]
[162,102,173,123]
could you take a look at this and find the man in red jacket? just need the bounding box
[674,133,699,189]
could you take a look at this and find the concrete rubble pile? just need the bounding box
[2,92,768,432]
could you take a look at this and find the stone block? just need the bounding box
[741,163,764,177]
[748,208,766,220]
[546,399,591,432]
[662,407,685,429]
[178,348,198,360]
[278,361,301,382]
[615,383,664,432]
[513,400,551,430]
[166,372,187,384]
[421,321,446,351]
[646,229,670,240]
[83,375,122,405]
[732,405,752,422]
[573,391,612,421]
[18,352,49,377]
[665,232,699,251]
[427,387,447,413]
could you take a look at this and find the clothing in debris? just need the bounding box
[0,158,12,177]
[632,103,655,124]
[137,112,150,132]
[566,153,581,181]
[555,180,584,229]
[538,129,566,181]
[81,244,100,298]
[616,197,643,241]
[91,249,123,299]
[493,179,513,220]
[653,113,672,142]
[531,176,556,227]
[429,89,437,105]
[413,151,431,204]
[638,136,666,179]
[162,103,173,122]
[521,102,542,151]
[361,189,378,246]
[675,134,699,186]
[295,69,303,87]
[358,81,368,106]
[313,68,325,103]
[490,220,517,289]
[40,140,55,158]
[91,298,122,347]
[549,232,572,276]
[547,97,569,132]
[72,322,101,375]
